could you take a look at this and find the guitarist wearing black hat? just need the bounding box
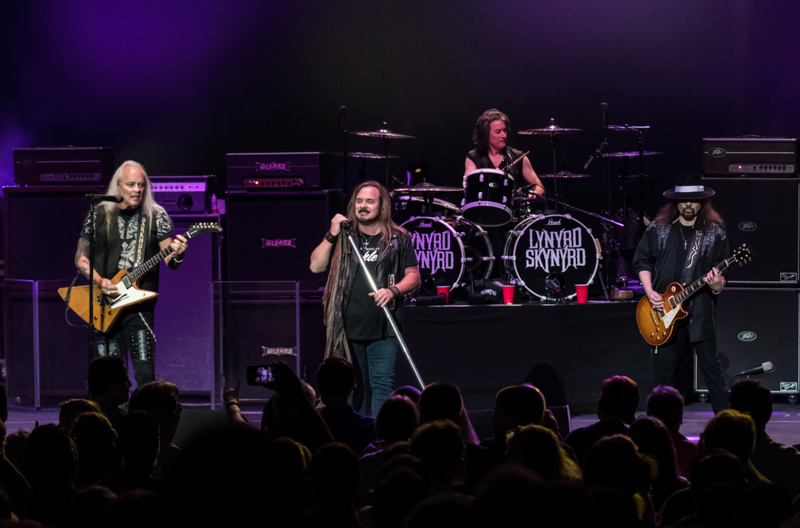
[633,174,730,414]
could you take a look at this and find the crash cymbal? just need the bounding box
[519,125,585,135]
[351,128,417,139]
[328,151,401,159]
[602,151,664,158]
[393,182,464,194]
[538,171,591,179]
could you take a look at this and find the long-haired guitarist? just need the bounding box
[633,174,730,414]
[74,161,188,387]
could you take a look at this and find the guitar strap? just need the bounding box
[135,211,148,266]
[680,230,703,287]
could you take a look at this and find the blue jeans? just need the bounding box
[348,337,398,417]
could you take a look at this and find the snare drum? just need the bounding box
[461,168,514,227]
[504,214,599,300]
[514,195,546,219]
[402,216,494,288]
[392,195,459,224]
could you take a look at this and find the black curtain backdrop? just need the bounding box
[2,0,798,215]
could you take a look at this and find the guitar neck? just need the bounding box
[673,257,733,305]
[127,231,191,283]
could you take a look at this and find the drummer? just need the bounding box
[465,109,545,196]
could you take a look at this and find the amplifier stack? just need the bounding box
[699,137,799,400]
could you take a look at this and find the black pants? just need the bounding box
[97,310,156,387]
[652,322,729,414]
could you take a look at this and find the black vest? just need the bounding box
[89,207,163,293]
[466,147,525,185]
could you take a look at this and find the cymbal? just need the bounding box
[519,125,584,135]
[608,124,651,131]
[351,129,417,139]
[539,171,591,179]
[328,151,401,159]
[602,151,664,158]
[393,182,464,194]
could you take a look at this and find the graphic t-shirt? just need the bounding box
[345,231,384,340]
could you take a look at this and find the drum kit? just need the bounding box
[341,116,662,302]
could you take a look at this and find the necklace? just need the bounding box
[679,224,693,250]
[359,230,377,250]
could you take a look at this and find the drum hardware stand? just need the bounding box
[340,222,425,390]
[338,106,349,197]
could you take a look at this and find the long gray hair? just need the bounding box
[102,160,164,221]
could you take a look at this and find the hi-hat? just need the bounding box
[538,171,591,179]
[602,151,664,158]
[351,129,417,139]
[393,182,464,194]
[328,151,401,159]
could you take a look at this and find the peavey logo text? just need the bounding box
[262,238,297,248]
[255,162,290,172]
[737,331,757,342]
[412,230,454,274]
[526,228,586,272]
[738,221,757,232]
[709,148,727,158]
[262,346,296,356]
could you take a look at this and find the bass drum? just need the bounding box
[504,214,599,300]
[402,216,494,289]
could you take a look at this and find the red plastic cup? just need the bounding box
[575,284,589,304]
[502,285,515,305]
[436,286,450,304]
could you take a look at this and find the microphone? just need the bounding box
[738,361,774,376]
[86,194,123,203]
[340,220,351,230]
[601,102,608,130]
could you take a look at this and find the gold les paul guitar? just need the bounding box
[635,244,751,346]
[58,222,223,333]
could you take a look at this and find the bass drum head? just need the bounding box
[508,214,599,300]
[450,217,494,282]
[402,216,466,289]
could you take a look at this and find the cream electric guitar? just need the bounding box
[59,222,222,333]
[635,244,751,346]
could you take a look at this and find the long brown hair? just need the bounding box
[472,108,511,152]
[346,181,402,242]
[652,199,724,228]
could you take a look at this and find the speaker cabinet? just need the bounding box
[702,177,799,284]
[3,186,104,280]
[4,279,89,408]
[152,214,220,395]
[220,283,327,401]
[224,190,341,284]
[695,288,799,395]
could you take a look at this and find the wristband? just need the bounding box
[173,254,184,264]
[325,231,338,244]
[226,401,240,409]
[389,285,401,298]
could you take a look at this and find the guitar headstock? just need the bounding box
[184,222,223,239]
[731,244,752,266]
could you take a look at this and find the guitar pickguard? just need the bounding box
[108,282,157,309]
[660,298,681,328]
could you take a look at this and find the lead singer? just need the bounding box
[310,181,420,417]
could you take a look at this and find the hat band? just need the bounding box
[674,185,704,193]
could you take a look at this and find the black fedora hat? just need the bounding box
[663,173,715,200]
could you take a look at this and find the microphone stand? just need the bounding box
[341,224,425,390]
[87,200,98,372]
